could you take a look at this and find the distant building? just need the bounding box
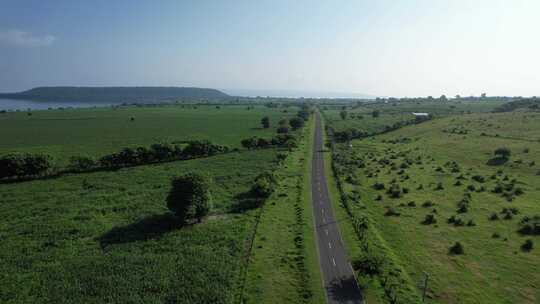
[412,112,429,116]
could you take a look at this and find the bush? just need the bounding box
[435,182,444,190]
[489,213,499,221]
[422,214,437,225]
[494,147,511,159]
[0,153,53,179]
[277,126,289,134]
[384,207,400,216]
[521,239,534,252]
[352,254,384,276]
[449,242,464,255]
[386,184,402,198]
[69,155,97,171]
[289,117,305,130]
[251,172,277,198]
[373,182,385,190]
[518,215,540,235]
[167,173,212,223]
[422,201,434,208]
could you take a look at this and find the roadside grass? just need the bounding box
[0,104,295,165]
[242,116,325,304]
[326,110,540,303]
[0,149,280,303]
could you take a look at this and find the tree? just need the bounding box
[277,126,289,134]
[278,118,289,126]
[251,172,277,198]
[167,173,212,223]
[289,117,304,130]
[440,95,448,102]
[372,110,380,118]
[69,155,96,171]
[261,116,270,128]
[494,147,511,159]
[481,93,487,98]
[340,110,348,120]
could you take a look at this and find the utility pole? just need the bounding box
[422,272,429,302]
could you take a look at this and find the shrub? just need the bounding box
[289,117,305,130]
[521,239,534,252]
[489,213,499,221]
[494,147,511,159]
[492,232,500,238]
[518,215,540,235]
[277,126,289,134]
[251,172,278,198]
[472,175,485,183]
[69,155,97,171]
[352,254,384,276]
[0,153,53,179]
[449,242,464,255]
[467,219,476,226]
[386,184,402,198]
[422,201,434,208]
[422,214,437,225]
[407,201,416,207]
[384,207,400,216]
[261,116,270,128]
[373,182,385,190]
[435,182,444,190]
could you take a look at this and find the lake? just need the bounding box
[0,98,117,111]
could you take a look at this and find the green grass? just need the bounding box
[0,104,295,165]
[322,100,504,134]
[0,145,282,303]
[242,116,325,304]
[325,109,540,303]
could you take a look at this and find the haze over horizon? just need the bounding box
[1,0,539,98]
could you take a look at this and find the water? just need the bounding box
[0,98,118,111]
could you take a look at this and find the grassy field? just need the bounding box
[324,106,540,303]
[0,104,311,303]
[322,100,504,134]
[242,115,324,304]
[0,104,295,165]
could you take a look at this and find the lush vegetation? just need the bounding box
[323,103,540,303]
[0,104,310,304]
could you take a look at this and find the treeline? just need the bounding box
[493,97,540,113]
[0,140,229,181]
[241,134,298,150]
[331,115,432,142]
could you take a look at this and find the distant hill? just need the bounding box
[0,87,230,103]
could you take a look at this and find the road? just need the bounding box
[311,112,364,304]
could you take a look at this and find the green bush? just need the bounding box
[449,242,464,255]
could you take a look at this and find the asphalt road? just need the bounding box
[311,112,364,304]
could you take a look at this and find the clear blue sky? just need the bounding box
[1,0,539,97]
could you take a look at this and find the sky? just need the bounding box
[1,0,539,97]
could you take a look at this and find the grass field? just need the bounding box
[322,100,504,134]
[0,104,311,303]
[242,115,324,304]
[324,106,540,303]
[0,149,283,303]
[0,104,295,165]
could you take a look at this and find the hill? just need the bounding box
[0,86,230,103]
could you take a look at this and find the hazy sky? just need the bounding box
[1,0,539,97]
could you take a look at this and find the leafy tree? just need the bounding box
[278,118,289,126]
[449,242,464,255]
[251,172,277,198]
[261,116,270,128]
[167,173,212,223]
[241,137,258,149]
[372,110,380,118]
[340,110,348,120]
[440,95,448,102]
[289,117,305,130]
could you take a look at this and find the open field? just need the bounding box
[324,107,540,303]
[0,104,314,303]
[0,105,295,165]
[322,100,504,134]
[0,149,282,303]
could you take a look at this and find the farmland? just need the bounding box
[323,103,540,303]
[0,105,295,165]
[0,104,312,303]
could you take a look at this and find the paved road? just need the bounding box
[311,112,364,304]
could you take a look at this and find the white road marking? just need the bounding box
[322,218,326,224]
[325,229,328,235]
[332,258,336,266]
[328,242,332,249]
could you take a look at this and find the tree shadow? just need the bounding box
[486,157,508,166]
[326,275,364,303]
[229,191,264,213]
[98,213,183,249]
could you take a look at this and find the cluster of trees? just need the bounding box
[0,153,53,179]
[241,134,297,150]
[95,140,229,169]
